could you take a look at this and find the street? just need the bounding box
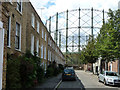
[58,76,84,89]
[56,70,119,90]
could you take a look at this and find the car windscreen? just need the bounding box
[64,69,75,74]
[106,72,118,76]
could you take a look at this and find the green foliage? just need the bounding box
[46,65,54,77]
[6,51,44,89]
[45,61,63,78]
[58,64,64,72]
[79,36,98,64]
[6,54,21,89]
[79,9,120,64]
[97,9,120,61]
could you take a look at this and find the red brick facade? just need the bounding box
[108,60,120,74]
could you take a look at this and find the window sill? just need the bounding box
[9,2,13,5]
[7,46,11,48]
[37,31,40,34]
[32,25,35,30]
[15,48,21,52]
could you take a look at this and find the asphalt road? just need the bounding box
[57,70,120,90]
[58,75,84,89]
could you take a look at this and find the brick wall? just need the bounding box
[1,3,8,89]
[108,60,119,73]
[1,2,65,89]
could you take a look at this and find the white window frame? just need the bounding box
[7,16,11,47]
[110,63,112,71]
[0,21,4,90]
[42,28,44,38]
[31,13,35,28]
[31,34,34,55]
[15,22,21,51]
[48,38,50,45]
[50,51,51,61]
[9,0,13,4]
[44,46,46,59]
[37,21,39,33]
[45,32,46,41]
[17,0,22,13]
[48,50,49,61]
[41,44,43,58]
[36,39,39,56]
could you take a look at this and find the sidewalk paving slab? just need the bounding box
[34,73,62,89]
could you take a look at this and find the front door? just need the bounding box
[0,21,4,90]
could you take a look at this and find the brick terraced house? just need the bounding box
[0,1,65,89]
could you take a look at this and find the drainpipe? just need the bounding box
[0,21,4,90]
[118,59,119,75]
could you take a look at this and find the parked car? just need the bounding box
[62,68,76,81]
[98,71,120,85]
[65,66,74,69]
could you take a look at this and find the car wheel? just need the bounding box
[104,79,107,85]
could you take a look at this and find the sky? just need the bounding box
[30,0,120,23]
[30,0,120,52]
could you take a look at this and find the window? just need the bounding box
[50,40,51,46]
[37,21,39,33]
[17,0,22,13]
[15,22,21,50]
[42,28,44,38]
[48,38,50,45]
[31,34,34,55]
[50,51,51,61]
[41,44,43,58]
[7,16,11,47]
[31,13,35,28]
[48,50,49,61]
[44,47,46,59]
[36,39,39,56]
[45,32,46,41]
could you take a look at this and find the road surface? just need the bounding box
[57,70,119,90]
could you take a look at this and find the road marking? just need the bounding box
[54,80,62,90]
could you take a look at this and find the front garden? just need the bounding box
[6,51,64,89]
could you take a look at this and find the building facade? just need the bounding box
[108,60,120,74]
[0,1,65,89]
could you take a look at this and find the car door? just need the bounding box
[99,71,105,82]
[101,71,105,82]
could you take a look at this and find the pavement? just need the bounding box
[75,70,118,89]
[35,73,62,89]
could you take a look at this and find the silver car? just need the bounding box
[98,71,120,85]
